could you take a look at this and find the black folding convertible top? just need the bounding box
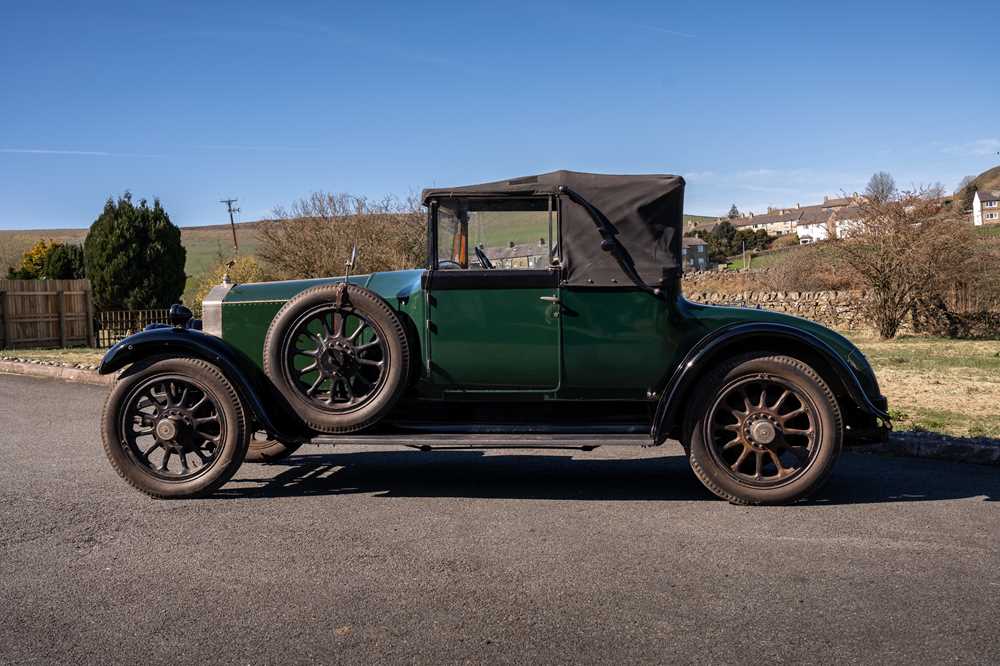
[421,170,685,288]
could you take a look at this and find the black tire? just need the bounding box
[101,356,250,499]
[684,353,843,505]
[244,431,302,463]
[263,283,410,434]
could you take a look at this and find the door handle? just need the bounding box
[539,296,560,303]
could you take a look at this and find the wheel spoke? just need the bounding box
[340,377,355,401]
[771,390,792,412]
[754,451,764,479]
[779,407,807,423]
[722,438,742,451]
[159,450,172,472]
[349,322,371,342]
[740,388,753,413]
[307,375,324,396]
[296,361,319,375]
[783,428,814,437]
[356,358,383,368]
[731,447,750,471]
[321,312,335,337]
[143,441,162,460]
[768,449,795,477]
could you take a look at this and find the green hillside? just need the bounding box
[1,224,259,279]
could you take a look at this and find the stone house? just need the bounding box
[681,236,710,271]
[973,190,1000,226]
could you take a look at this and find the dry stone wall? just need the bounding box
[684,289,872,332]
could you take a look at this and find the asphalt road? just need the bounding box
[1,373,998,665]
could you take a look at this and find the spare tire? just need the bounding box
[263,283,410,434]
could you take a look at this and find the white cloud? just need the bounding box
[0,148,163,158]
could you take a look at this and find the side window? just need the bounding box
[435,197,555,270]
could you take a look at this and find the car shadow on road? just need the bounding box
[217,448,999,504]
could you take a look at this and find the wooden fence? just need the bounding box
[0,279,95,349]
[96,309,171,348]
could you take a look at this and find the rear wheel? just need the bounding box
[684,353,843,505]
[101,357,249,499]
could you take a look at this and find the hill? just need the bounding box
[953,165,1000,211]
[1,222,261,278]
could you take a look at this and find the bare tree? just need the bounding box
[955,175,975,194]
[864,171,897,204]
[257,192,425,280]
[831,188,984,338]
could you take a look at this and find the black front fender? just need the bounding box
[651,322,890,445]
[100,328,309,444]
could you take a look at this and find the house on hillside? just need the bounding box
[973,190,1000,226]
[681,236,709,272]
[727,207,801,236]
[796,203,862,243]
[483,239,549,269]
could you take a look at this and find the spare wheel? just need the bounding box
[263,283,410,434]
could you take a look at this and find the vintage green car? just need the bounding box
[99,171,889,504]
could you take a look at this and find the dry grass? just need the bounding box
[0,347,105,365]
[852,336,1000,438]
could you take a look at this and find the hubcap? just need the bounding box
[749,419,777,445]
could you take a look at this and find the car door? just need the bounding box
[425,195,561,391]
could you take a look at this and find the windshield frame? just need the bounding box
[427,194,559,271]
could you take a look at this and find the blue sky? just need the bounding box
[1,0,997,229]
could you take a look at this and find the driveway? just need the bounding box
[1,373,998,664]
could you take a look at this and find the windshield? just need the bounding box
[435,197,556,270]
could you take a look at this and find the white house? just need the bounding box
[973,190,1000,226]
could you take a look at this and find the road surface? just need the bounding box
[1,373,998,664]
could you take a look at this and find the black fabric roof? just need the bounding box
[422,170,685,287]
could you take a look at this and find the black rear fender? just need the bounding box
[99,328,309,444]
[652,323,890,445]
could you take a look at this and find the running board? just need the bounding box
[309,433,650,450]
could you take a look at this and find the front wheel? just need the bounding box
[101,357,250,499]
[684,353,843,505]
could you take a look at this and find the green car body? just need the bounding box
[101,266,888,445]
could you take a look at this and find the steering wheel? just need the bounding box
[438,259,463,270]
[474,246,495,270]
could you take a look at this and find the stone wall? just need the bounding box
[685,289,871,331]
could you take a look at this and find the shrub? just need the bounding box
[43,243,85,279]
[83,193,186,310]
[189,255,269,316]
[7,239,58,278]
[257,193,424,279]
[830,189,984,339]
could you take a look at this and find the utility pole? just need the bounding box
[220,198,240,255]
